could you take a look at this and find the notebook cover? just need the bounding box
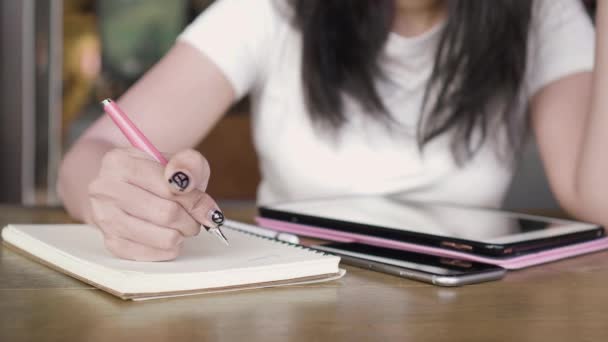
[256,217,608,270]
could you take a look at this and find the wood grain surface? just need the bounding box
[1,204,607,342]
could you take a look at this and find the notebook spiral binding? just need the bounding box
[222,224,328,256]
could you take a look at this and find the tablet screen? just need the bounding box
[264,197,600,244]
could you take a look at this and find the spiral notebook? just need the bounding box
[1,224,343,301]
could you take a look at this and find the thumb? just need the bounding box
[164,149,210,194]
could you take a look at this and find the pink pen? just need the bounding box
[101,98,229,245]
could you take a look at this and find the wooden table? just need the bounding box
[1,204,608,342]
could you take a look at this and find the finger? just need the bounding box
[90,178,200,236]
[113,209,188,250]
[175,190,225,228]
[105,146,163,164]
[97,148,220,232]
[104,234,182,261]
[100,149,174,198]
[90,198,189,248]
[164,149,210,194]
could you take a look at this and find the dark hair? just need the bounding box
[289,0,533,162]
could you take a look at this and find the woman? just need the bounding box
[58,0,604,261]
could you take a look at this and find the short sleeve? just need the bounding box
[177,0,279,99]
[526,0,595,97]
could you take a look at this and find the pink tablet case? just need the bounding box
[256,217,608,270]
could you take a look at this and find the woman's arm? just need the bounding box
[532,1,608,224]
[57,42,235,222]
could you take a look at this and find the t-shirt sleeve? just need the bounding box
[525,0,595,97]
[177,0,278,99]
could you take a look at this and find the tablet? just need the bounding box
[259,196,605,257]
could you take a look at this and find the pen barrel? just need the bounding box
[101,100,168,165]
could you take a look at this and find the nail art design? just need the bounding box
[210,210,225,225]
[168,171,189,191]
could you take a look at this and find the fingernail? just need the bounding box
[209,209,225,226]
[168,171,190,191]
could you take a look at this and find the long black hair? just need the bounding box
[289,0,533,163]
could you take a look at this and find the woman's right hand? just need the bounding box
[87,147,223,261]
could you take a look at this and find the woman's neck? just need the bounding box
[393,0,446,38]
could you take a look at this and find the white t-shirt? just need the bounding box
[178,0,595,206]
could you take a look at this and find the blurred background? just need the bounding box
[0,0,257,206]
[0,0,598,210]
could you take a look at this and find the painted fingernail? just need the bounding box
[209,210,225,226]
[168,171,190,191]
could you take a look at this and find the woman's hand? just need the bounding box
[87,147,222,261]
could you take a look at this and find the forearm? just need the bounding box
[572,1,608,222]
[57,43,236,222]
[57,138,115,223]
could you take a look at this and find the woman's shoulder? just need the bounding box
[189,0,292,32]
[179,0,295,57]
[525,0,594,97]
[177,0,297,99]
[531,0,591,26]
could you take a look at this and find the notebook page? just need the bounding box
[3,224,336,275]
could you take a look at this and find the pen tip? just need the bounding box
[210,227,230,246]
[101,98,112,106]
